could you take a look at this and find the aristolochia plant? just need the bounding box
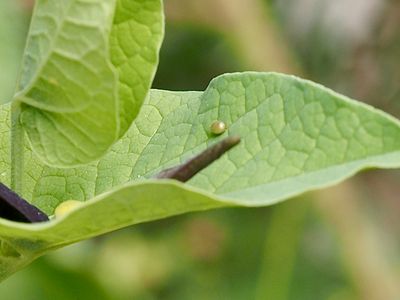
[1,0,400,281]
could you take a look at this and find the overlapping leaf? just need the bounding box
[111,0,164,136]
[13,0,164,166]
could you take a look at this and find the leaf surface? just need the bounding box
[18,72,400,210]
[13,0,164,166]
[1,72,400,280]
[111,0,164,137]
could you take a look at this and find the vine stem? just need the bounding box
[10,101,24,195]
[154,136,241,182]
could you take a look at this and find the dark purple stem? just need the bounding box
[0,183,49,223]
[154,136,241,182]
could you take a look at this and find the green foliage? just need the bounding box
[1,0,400,282]
[0,1,28,104]
[13,0,163,166]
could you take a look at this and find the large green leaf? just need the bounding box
[1,72,400,280]
[13,0,164,166]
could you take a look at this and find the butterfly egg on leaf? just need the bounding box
[54,200,83,218]
[210,120,227,135]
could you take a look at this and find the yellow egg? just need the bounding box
[54,200,83,218]
[210,121,227,135]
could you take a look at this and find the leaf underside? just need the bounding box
[13,0,164,167]
[1,72,400,280]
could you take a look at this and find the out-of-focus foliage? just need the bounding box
[153,25,240,91]
[0,1,29,104]
[0,206,352,300]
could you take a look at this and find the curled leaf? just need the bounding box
[14,0,164,167]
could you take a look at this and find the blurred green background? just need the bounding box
[1,0,400,299]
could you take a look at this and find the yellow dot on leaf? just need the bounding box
[54,200,83,218]
[210,121,227,135]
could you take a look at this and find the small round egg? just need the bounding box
[54,200,83,218]
[210,121,227,135]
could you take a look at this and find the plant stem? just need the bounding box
[255,200,309,300]
[10,101,24,195]
[0,183,49,222]
[155,136,241,182]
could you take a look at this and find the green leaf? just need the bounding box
[14,0,118,167]
[0,180,227,281]
[24,72,400,210]
[13,0,164,166]
[111,0,164,137]
[1,72,400,280]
